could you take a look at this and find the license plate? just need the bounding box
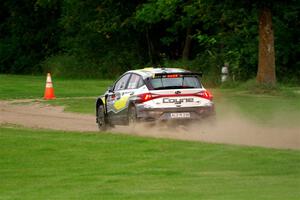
[170,112,190,118]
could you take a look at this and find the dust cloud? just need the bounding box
[113,110,300,150]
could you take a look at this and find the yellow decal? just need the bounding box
[143,67,154,71]
[114,96,129,110]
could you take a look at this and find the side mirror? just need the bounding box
[107,86,113,93]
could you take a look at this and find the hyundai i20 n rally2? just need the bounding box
[96,68,215,130]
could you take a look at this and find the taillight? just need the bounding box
[138,93,153,102]
[197,90,213,100]
[166,74,180,78]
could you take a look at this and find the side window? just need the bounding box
[114,74,131,91]
[137,77,144,88]
[127,74,142,89]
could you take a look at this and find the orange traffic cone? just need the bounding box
[44,73,55,100]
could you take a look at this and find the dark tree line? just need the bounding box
[0,0,299,84]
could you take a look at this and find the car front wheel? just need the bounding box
[97,105,107,131]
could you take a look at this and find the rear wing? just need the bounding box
[153,72,203,78]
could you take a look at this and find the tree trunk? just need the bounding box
[256,7,276,86]
[182,27,192,60]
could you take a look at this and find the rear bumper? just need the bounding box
[136,104,215,122]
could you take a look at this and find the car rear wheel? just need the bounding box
[97,105,107,131]
[128,105,137,127]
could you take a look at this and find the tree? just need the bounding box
[57,0,143,77]
[0,0,298,82]
[0,0,61,74]
[209,0,278,85]
[256,6,276,86]
[135,0,200,62]
[255,1,299,85]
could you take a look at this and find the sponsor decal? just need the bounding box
[113,96,130,110]
[163,98,194,104]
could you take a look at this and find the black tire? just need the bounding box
[128,105,137,126]
[97,105,107,131]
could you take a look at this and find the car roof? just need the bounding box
[126,67,194,79]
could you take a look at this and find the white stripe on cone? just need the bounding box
[46,73,53,88]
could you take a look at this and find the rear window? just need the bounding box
[149,76,202,90]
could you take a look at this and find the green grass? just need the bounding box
[0,74,112,99]
[1,75,300,199]
[0,126,299,200]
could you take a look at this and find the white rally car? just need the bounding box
[96,68,215,130]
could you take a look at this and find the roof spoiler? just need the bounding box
[154,72,203,78]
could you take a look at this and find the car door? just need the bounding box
[106,73,131,124]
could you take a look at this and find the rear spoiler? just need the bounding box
[153,72,202,78]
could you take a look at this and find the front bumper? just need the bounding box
[136,104,215,122]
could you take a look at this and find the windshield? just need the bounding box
[150,76,202,90]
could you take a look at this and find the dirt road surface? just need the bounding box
[0,100,97,132]
[0,100,299,150]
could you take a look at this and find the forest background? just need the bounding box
[0,0,299,86]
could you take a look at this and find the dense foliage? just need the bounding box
[0,0,299,83]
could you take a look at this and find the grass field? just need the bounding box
[1,74,300,199]
[0,126,299,200]
[0,74,112,99]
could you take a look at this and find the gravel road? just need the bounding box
[1,100,299,150]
